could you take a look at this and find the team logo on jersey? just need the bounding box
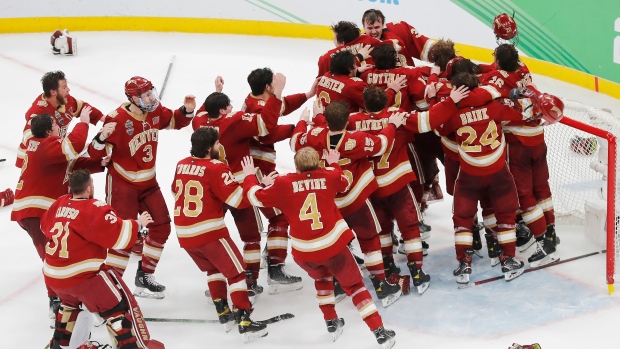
[152,117,159,124]
[125,120,134,135]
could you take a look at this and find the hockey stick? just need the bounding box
[458,249,606,289]
[158,55,176,100]
[145,312,294,325]
[0,159,5,162]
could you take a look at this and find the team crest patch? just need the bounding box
[152,117,159,124]
[126,128,134,135]
[125,120,133,129]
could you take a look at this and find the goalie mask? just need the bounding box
[50,29,77,56]
[125,76,160,113]
[493,13,519,46]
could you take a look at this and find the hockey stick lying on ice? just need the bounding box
[145,312,294,325]
[458,249,606,289]
[158,55,175,100]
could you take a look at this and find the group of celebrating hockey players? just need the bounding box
[4,9,564,349]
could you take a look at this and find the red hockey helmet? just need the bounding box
[125,76,154,97]
[444,56,464,79]
[493,13,517,40]
[538,93,564,124]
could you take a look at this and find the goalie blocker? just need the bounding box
[51,29,77,56]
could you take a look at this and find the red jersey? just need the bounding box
[290,120,395,215]
[42,194,139,289]
[360,66,428,112]
[172,156,249,248]
[16,94,103,168]
[316,73,367,112]
[192,96,283,182]
[243,166,354,262]
[88,102,193,190]
[437,100,530,175]
[243,93,307,174]
[385,21,436,64]
[480,63,543,146]
[348,99,458,196]
[317,34,383,77]
[11,123,101,221]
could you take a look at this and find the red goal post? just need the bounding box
[544,100,618,294]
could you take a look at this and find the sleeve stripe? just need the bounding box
[62,138,80,161]
[373,134,389,157]
[479,85,502,99]
[112,220,133,250]
[248,185,265,207]
[257,115,268,137]
[290,133,300,152]
[225,186,243,208]
[418,111,431,133]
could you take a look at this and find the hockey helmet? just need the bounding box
[493,13,519,46]
[538,93,564,124]
[125,76,160,112]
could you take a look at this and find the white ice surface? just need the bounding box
[1,32,620,349]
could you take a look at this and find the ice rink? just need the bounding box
[1,31,620,349]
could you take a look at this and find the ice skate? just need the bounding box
[422,241,429,256]
[134,262,165,299]
[246,271,263,304]
[528,234,560,268]
[333,279,346,303]
[500,255,525,281]
[236,309,268,343]
[545,224,560,247]
[48,295,61,329]
[203,289,215,305]
[370,275,402,308]
[407,261,430,295]
[325,318,345,342]
[472,223,483,258]
[348,244,366,269]
[213,298,236,332]
[259,245,268,269]
[419,221,431,240]
[267,262,303,294]
[397,238,405,255]
[453,249,474,284]
[516,221,535,252]
[382,255,401,276]
[485,233,502,267]
[373,326,396,349]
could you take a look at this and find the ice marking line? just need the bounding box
[0,53,120,104]
[0,275,40,307]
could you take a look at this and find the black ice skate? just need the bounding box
[500,255,525,281]
[373,326,396,349]
[236,308,268,343]
[407,261,430,294]
[419,221,431,240]
[382,255,401,277]
[333,279,346,303]
[528,234,560,268]
[422,241,429,256]
[213,298,236,332]
[472,222,484,258]
[545,224,561,247]
[516,220,535,252]
[246,271,263,304]
[370,275,402,308]
[453,249,474,284]
[134,262,165,299]
[325,318,345,342]
[485,233,502,267]
[267,262,303,295]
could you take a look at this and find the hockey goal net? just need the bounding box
[544,99,619,293]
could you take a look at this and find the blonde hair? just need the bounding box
[294,147,320,172]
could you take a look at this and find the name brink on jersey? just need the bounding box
[460,108,490,125]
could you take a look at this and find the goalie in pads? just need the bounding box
[51,29,77,55]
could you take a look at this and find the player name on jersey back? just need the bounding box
[292,178,327,193]
[460,108,491,125]
[318,76,345,93]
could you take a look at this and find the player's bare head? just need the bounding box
[493,43,519,72]
[330,51,356,76]
[362,9,385,39]
[41,71,66,98]
[204,92,231,118]
[371,44,398,70]
[450,58,482,78]
[324,101,350,131]
[69,169,93,197]
[30,113,55,138]
[247,68,274,96]
[451,72,479,90]
[294,147,320,173]
[191,127,219,158]
[363,85,388,112]
[331,21,360,45]
[428,39,456,71]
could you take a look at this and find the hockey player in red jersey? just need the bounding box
[192,74,287,297]
[42,170,164,349]
[16,71,104,168]
[88,76,197,299]
[290,100,407,306]
[243,68,316,292]
[348,84,468,294]
[317,21,381,78]
[361,9,436,67]
[11,111,111,324]
[172,127,268,341]
[241,149,397,349]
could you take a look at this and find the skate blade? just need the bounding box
[517,237,535,252]
[422,249,428,257]
[529,253,560,268]
[490,257,500,267]
[380,289,402,308]
[415,282,430,295]
[397,245,406,255]
[223,320,235,333]
[504,267,525,281]
[455,274,470,284]
[134,287,165,300]
[267,282,303,295]
[330,327,344,342]
[381,338,396,349]
[242,329,268,343]
[473,249,483,258]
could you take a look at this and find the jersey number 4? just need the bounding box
[299,193,323,230]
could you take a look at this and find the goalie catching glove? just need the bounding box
[51,29,77,56]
